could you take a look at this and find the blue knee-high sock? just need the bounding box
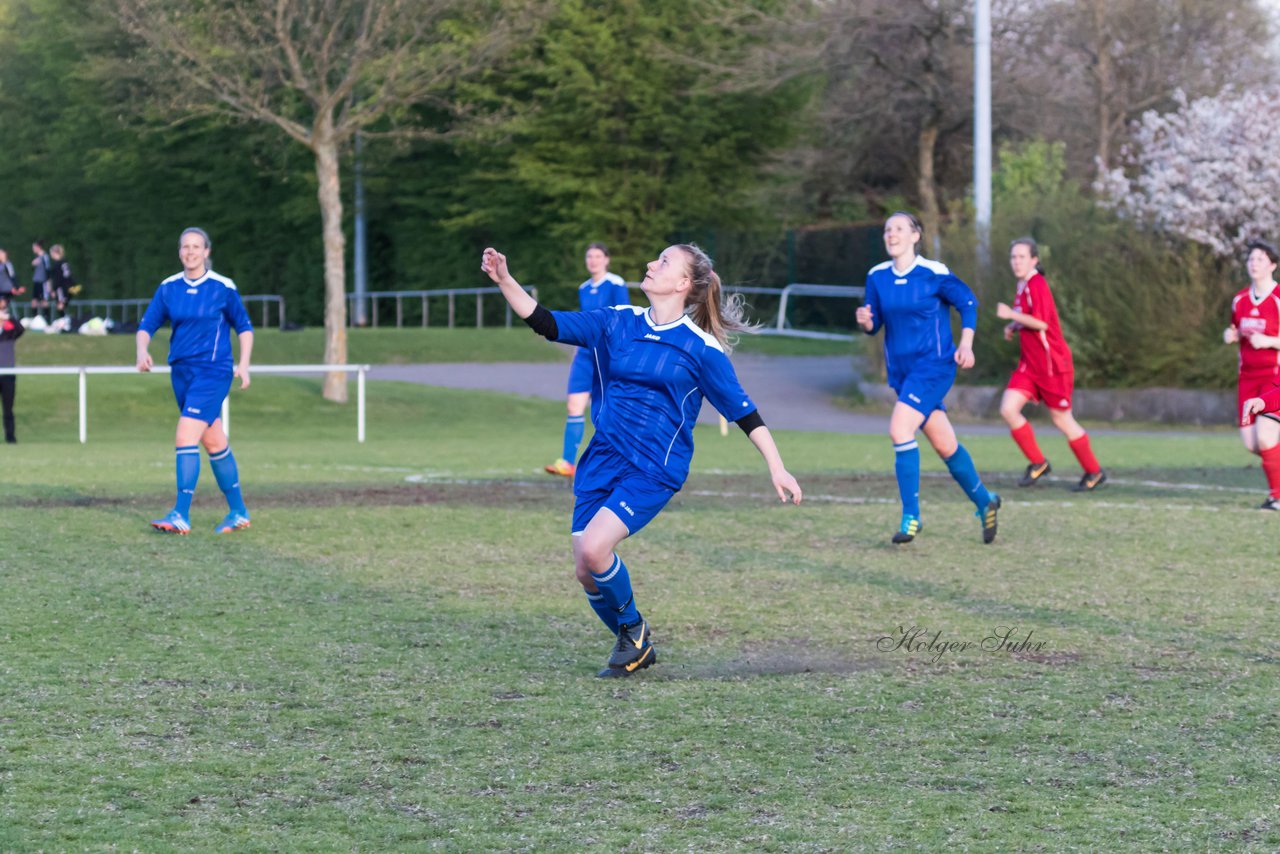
[944,444,993,510]
[562,415,586,463]
[174,445,200,516]
[208,445,247,516]
[589,553,641,628]
[894,439,921,518]
[585,589,621,635]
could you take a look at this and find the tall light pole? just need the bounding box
[353,131,369,327]
[974,0,992,275]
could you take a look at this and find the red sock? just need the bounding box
[1010,422,1045,465]
[1068,434,1101,475]
[1261,445,1280,499]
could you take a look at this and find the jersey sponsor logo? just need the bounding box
[186,288,199,294]
[895,278,907,285]
[1241,318,1267,336]
[617,500,636,517]
[643,333,662,341]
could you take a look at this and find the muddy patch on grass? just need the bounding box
[657,637,886,680]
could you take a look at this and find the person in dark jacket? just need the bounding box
[49,244,77,317]
[0,247,21,308]
[0,301,24,443]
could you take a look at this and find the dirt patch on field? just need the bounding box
[658,637,885,681]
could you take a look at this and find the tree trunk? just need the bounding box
[1091,0,1113,181]
[917,122,942,258]
[314,117,349,404]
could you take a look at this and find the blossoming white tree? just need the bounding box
[1099,88,1280,257]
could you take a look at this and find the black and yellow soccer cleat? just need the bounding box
[597,620,656,678]
[1018,460,1052,487]
[892,514,922,544]
[1071,470,1107,492]
[977,494,1002,544]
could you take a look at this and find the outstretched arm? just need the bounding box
[481,248,537,319]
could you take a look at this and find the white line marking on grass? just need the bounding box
[923,471,1260,495]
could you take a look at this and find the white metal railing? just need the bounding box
[719,282,865,341]
[0,364,370,444]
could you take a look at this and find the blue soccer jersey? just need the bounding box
[140,270,254,366]
[578,273,630,313]
[551,306,755,490]
[862,257,978,378]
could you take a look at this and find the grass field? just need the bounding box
[3,369,1279,851]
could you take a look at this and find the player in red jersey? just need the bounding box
[995,237,1105,491]
[1226,240,1280,510]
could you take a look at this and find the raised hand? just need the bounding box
[480,248,510,285]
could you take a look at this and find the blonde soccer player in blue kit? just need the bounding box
[482,244,803,677]
[857,211,1000,545]
[136,228,254,534]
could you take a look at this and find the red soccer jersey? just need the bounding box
[1231,286,1280,376]
[1012,273,1072,377]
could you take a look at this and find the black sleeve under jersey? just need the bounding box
[522,304,558,340]
[736,409,765,435]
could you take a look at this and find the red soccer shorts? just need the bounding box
[1007,363,1073,411]
[1238,371,1280,424]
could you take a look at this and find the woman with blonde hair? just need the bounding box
[482,243,802,678]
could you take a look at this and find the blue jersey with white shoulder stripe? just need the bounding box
[578,272,630,313]
[139,270,254,367]
[551,305,756,490]
[862,257,978,377]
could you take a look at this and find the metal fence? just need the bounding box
[723,282,865,341]
[4,295,287,329]
[0,364,370,443]
[348,286,538,328]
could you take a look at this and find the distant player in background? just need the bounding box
[30,240,51,317]
[482,243,802,678]
[996,237,1106,491]
[545,242,630,478]
[856,211,1001,545]
[48,244,78,318]
[136,228,255,534]
[1225,239,1280,510]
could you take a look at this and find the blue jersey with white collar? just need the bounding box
[862,257,978,377]
[140,270,253,367]
[551,306,756,490]
[578,272,630,314]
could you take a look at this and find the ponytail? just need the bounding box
[677,243,754,351]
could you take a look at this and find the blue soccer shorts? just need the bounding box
[891,360,957,419]
[566,349,596,395]
[571,438,676,536]
[170,362,233,425]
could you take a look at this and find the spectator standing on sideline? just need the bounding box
[0,247,20,307]
[49,244,77,317]
[0,301,23,443]
[30,240,51,317]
